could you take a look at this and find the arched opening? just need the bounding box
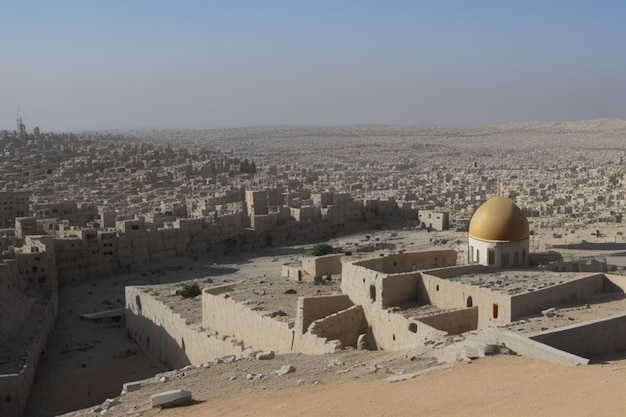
[466,296,473,307]
[135,295,142,313]
[369,285,376,302]
[181,338,186,352]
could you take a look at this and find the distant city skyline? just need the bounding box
[2,1,626,132]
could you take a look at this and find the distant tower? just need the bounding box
[16,110,26,140]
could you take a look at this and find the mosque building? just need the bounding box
[468,196,530,268]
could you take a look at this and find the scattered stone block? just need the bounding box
[256,351,275,360]
[483,344,500,355]
[150,389,192,408]
[122,381,142,393]
[222,355,236,363]
[463,346,480,360]
[356,334,367,350]
[542,307,557,318]
[273,365,296,376]
[242,347,259,359]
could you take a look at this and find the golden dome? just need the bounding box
[469,196,529,242]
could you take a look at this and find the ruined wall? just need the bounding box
[0,292,57,417]
[510,274,606,320]
[354,250,456,274]
[341,261,383,307]
[421,272,513,327]
[201,290,295,353]
[341,262,446,350]
[530,312,626,358]
[302,254,343,279]
[126,287,244,369]
[308,305,367,348]
[381,272,420,308]
[417,307,478,335]
[296,295,354,334]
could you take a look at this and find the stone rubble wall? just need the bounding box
[126,287,244,370]
[0,292,57,417]
[308,305,367,349]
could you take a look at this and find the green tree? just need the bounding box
[312,243,333,256]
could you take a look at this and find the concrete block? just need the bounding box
[150,389,192,408]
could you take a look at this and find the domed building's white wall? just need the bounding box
[468,236,529,268]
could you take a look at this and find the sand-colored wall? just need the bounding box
[381,272,420,308]
[341,261,383,307]
[202,290,295,353]
[417,307,478,335]
[302,254,343,278]
[308,305,367,348]
[421,272,513,327]
[297,295,353,334]
[530,312,626,358]
[126,287,244,369]
[354,250,456,274]
[510,274,606,319]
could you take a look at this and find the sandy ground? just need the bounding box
[69,354,626,417]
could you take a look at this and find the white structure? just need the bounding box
[468,196,529,268]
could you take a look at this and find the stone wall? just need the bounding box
[126,287,244,369]
[0,292,57,417]
[510,274,606,319]
[354,250,457,274]
[421,272,513,327]
[296,295,354,334]
[201,290,295,353]
[302,254,343,279]
[529,312,626,358]
[308,305,367,348]
[381,272,420,308]
[417,307,478,335]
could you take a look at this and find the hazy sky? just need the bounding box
[2,1,626,131]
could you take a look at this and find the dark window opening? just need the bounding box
[369,285,376,302]
[466,296,473,307]
[135,295,142,313]
[493,303,499,319]
[409,323,418,333]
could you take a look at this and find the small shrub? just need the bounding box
[312,243,333,256]
[177,283,201,299]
